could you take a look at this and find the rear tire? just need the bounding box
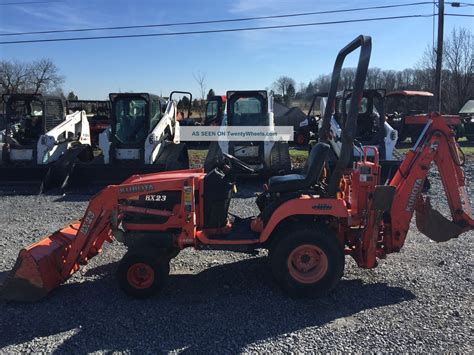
[117,250,170,298]
[269,142,291,175]
[270,227,344,297]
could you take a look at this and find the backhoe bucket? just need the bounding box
[416,197,464,242]
[0,222,81,302]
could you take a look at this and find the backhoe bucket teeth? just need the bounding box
[0,222,81,302]
[416,197,464,242]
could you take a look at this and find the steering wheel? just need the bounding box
[221,152,255,174]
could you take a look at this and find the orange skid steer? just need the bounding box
[1,35,473,302]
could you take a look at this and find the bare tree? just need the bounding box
[0,60,30,94]
[28,59,64,94]
[273,76,296,96]
[192,71,207,119]
[193,71,207,99]
[443,28,473,112]
[0,58,64,95]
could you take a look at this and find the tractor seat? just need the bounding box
[267,142,330,193]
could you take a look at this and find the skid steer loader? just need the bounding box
[66,99,111,146]
[50,91,190,188]
[308,89,401,183]
[0,93,91,189]
[1,35,473,302]
[204,90,292,175]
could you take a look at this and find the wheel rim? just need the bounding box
[127,263,155,289]
[287,244,328,284]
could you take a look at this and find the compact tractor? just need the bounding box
[204,90,291,175]
[0,93,91,188]
[49,91,191,188]
[1,35,473,302]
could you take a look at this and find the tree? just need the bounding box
[287,83,295,98]
[178,96,191,111]
[0,58,64,95]
[67,91,78,100]
[0,60,30,94]
[29,59,64,94]
[207,88,215,99]
[443,28,473,113]
[272,76,296,96]
[193,71,207,99]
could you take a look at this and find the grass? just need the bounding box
[188,147,309,169]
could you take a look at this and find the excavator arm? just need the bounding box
[388,113,474,252]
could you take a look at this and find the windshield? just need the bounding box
[7,99,43,122]
[206,100,219,120]
[231,97,266,126]
[114,97,148,146]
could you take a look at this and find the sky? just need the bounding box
[0,0,472,100]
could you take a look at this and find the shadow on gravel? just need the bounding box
[0,257,415,353]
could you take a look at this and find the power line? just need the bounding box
[0,0,62,5]
[445,12,474,15]
[0,14,435,45]
[0,1,435,37]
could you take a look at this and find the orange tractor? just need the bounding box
[1,35,473,301]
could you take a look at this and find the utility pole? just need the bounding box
[434,0,444,112]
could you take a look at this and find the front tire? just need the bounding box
[270,227,344,297]
[117,250,170,298]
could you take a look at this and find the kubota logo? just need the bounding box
[119,184,154,194]
[79,211,95,235]
[406,179,423,212]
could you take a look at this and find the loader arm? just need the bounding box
[0,172,199,301]
[36,110,91,164]
[144,100,179,164]
[388,113,474,252]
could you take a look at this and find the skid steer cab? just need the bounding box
[204,90,292,175]
[1,35,473,302]
[0,93,91,187]
[47,92,191,188]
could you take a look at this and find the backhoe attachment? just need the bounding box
[415,196,465,242]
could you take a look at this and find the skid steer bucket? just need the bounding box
[0,221,108,302]
[416,197,464,242]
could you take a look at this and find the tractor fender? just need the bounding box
[259,197,348,243]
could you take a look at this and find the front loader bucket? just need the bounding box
[416,197,464,242]
[0,222,81,302]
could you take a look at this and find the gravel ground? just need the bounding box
[0,163,473,353]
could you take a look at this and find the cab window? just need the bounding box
[114,97,148,145]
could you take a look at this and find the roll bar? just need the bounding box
[170,91,193,118]
[318,35,372,196]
